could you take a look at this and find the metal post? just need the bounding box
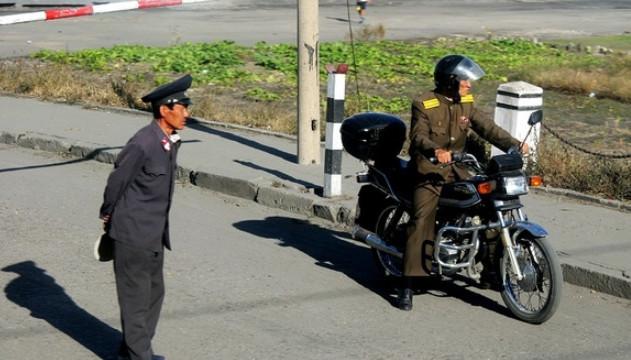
[297,0,320,165]
[324,64,347,198]
[492,81,543,159]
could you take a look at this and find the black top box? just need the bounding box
[341,112,406,162]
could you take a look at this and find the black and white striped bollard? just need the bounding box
[324,64,347,198]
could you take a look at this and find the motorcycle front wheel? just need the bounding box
[500,235,563,324]
[373,205,408,278]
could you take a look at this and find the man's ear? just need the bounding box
[159,104,170,118]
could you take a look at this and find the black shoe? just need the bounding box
[397,288,413,311]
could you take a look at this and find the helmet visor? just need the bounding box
[452,57,485,82]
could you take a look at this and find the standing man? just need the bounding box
[100,74,192,360]
[399,56,527,311]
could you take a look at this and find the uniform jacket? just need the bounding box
[100,120,180,252]
[409,90,519,181]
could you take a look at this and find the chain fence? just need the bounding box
[541,122,631,159]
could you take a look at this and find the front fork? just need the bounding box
[497,210,524,281]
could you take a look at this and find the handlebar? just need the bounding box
[428,151,466,165]
[429,152,484,173]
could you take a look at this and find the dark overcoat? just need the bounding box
[100,120,179,252]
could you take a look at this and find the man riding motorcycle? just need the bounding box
[399,55,529,311]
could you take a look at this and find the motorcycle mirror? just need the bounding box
[519,110,542,151]
[528,110,543,126]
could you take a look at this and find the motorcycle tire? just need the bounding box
[499,235,563,324]
[372,204,408,279]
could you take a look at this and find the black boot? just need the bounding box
[397,287,413,311]
[479,269,501,290]
[480,241,501,290]
[397,277,414,311]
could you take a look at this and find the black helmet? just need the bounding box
[434,55,485,97]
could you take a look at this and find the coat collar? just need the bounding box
[150,119,166,140]
[150,120,177,152]
[434,91,454,104]
[150,120,180,142]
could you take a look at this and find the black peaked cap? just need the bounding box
[141,74,193,106]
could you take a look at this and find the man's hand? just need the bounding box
[520,143,530,155]
[435,148,452,164]
[101,214,111,231]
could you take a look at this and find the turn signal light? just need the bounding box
[477,181,495,195]
[529,176,543,187]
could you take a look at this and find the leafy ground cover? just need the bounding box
[0,35,629,201]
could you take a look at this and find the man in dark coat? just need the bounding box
[398,56,528,311]
[100,74,192,360]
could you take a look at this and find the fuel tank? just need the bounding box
[438,181,481,209]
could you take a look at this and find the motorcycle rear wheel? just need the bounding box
[500,235,563,324]
[372,205,408,278]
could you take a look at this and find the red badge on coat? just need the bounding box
[161,137,171,151]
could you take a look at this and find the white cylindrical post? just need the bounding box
[491,81,543,159]
[324,64,347,198]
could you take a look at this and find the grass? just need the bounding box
[0,36,629,201]
[548,34,631,52]
[534,137,631,201]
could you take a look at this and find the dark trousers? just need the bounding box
[113,241,165,360]
[404,172,456,277]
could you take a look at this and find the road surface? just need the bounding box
[1,144,630,359]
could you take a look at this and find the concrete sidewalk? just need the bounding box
[1,95,629,299]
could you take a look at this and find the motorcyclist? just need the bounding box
[398,55,528,311]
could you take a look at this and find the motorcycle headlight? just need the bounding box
[502,176,528,196]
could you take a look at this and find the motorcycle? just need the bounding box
[341,110,562,324]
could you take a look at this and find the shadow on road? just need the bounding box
[233,159,320,190]
[0,145,122,174]
[326,16,352,23]
[233,216,399,307]
[2,261,120,360]
[233,216,515,318]
[0,139,200,174]
[437,279,513,318]
[186,118,297,163]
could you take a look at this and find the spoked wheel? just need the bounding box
[372,205,409,279]
[500,235,563,324]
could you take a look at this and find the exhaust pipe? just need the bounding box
[351,225,403,259]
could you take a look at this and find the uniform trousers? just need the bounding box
[113,240,165,360]
[404,172,456,277]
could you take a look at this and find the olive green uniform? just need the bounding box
[405,91,520,277]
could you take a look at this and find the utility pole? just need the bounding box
[297,0,320,165]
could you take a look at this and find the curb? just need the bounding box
[0,129,356,227]
[560,256,631,300]
[1,129,630,300]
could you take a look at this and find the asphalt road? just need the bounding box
[1,144,630,359]
[2,0,631,57]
